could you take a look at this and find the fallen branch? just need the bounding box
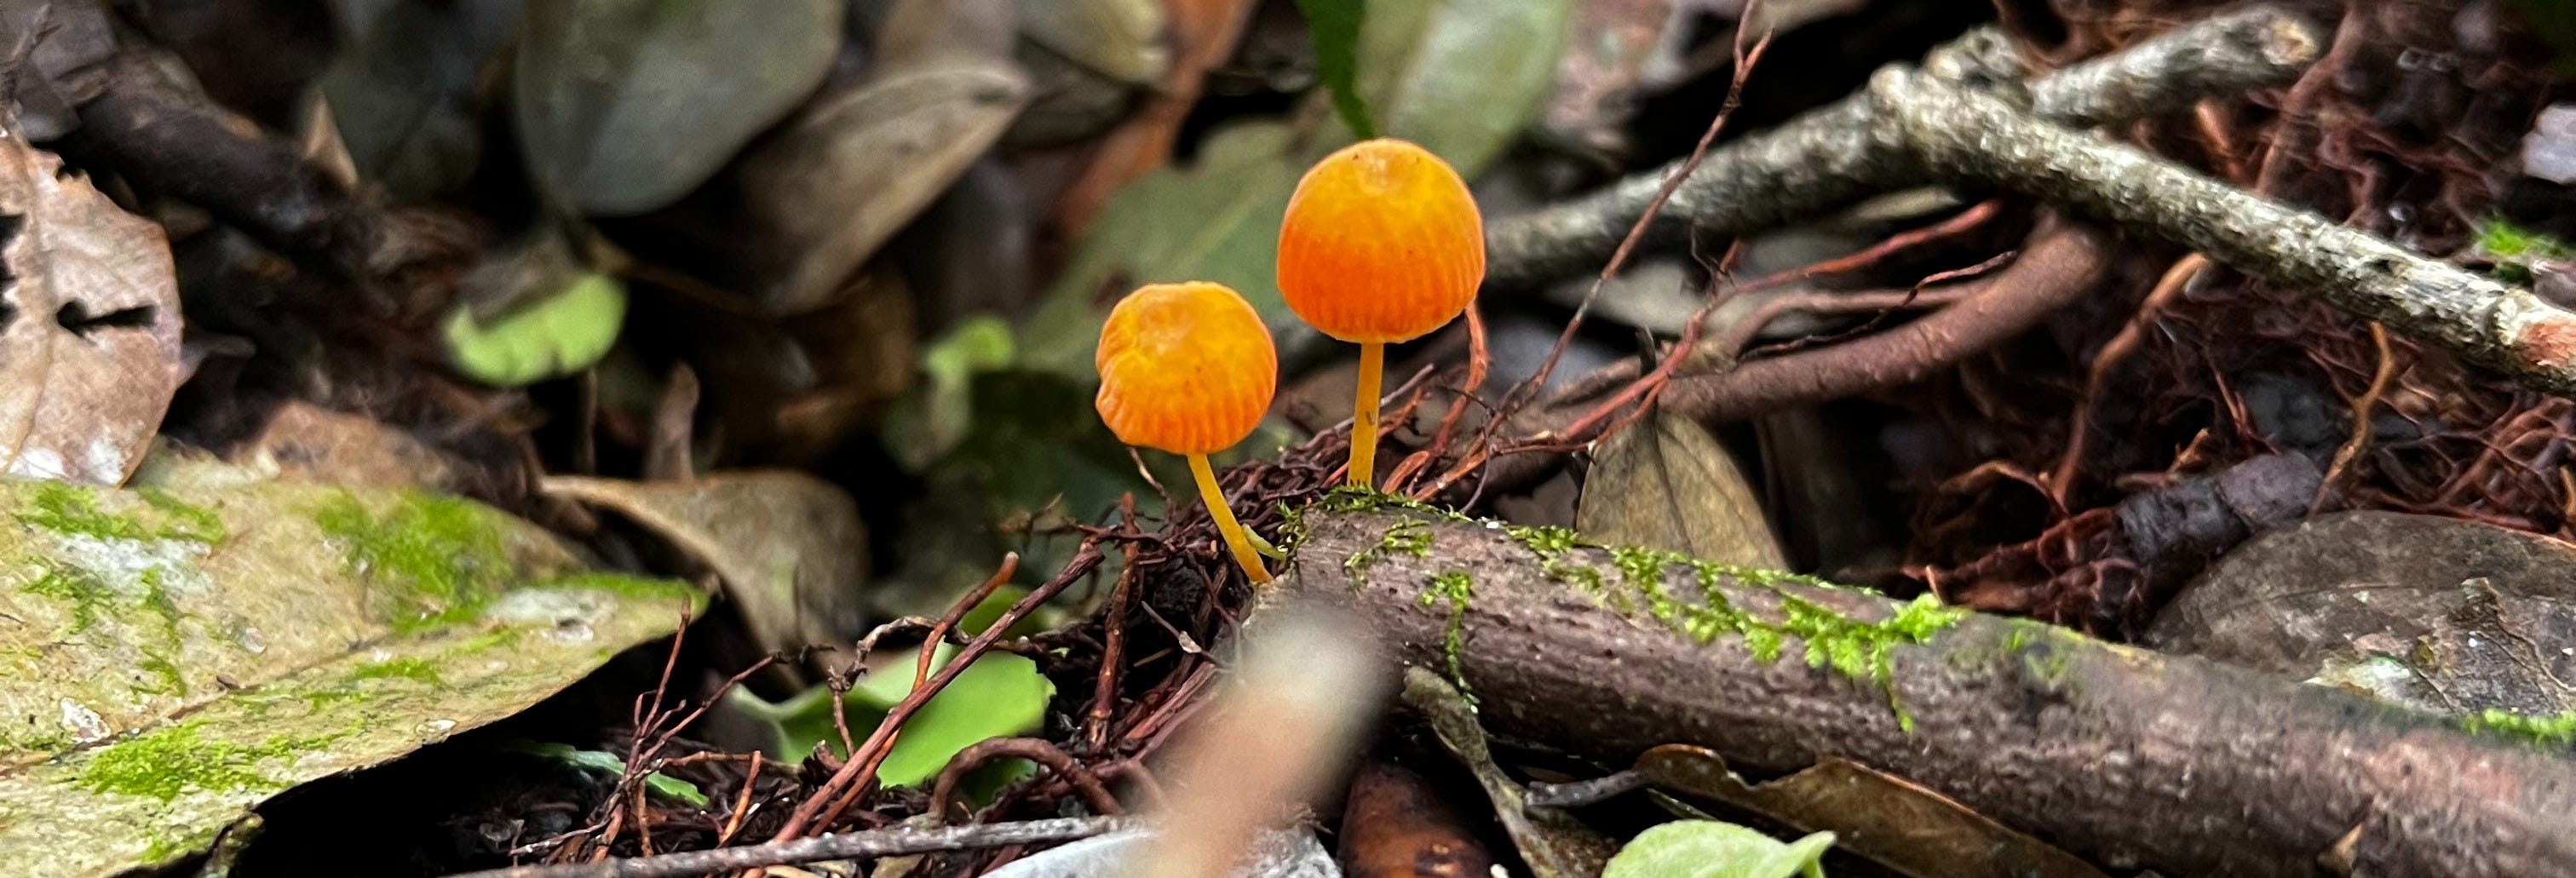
[1874,68,2576,395]
[1282,509,2576,876]
[1466,215,2108,496]
[1484,5,2322,288]
[441,815,1136,878]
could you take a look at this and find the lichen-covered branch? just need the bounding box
[1484,6,2323,288]
[1282,508,2576,877]
[1874,69,2576,395]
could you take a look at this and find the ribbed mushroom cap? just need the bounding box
[1095,282,1279,455]
[1277,138,1486,344]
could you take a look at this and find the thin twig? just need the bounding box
[928,737,1127,820]
[444,816,1138,878]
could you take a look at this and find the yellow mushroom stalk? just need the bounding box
[1095,282,1280,583]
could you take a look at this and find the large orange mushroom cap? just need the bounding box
[1277,138,1486,344]
[1095,282,1279,455]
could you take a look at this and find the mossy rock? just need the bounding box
[0,479,702,875]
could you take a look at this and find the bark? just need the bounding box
[1483,6,2323,289]
[1282,510,2576,877]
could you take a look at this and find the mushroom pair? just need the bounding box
[1095,139,1486,583]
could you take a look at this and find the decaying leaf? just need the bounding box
[1579,408,1787,568]
[131,404,458,492]
[1544,0,1673,152]
[2148,511,2576,717]
[1601,820,1833,878]
[320,0,521,197]
[0,479,699,874]
[1019,0,1167,84]
[723,0,1028,315]
[514,0,843,215]
[1634,745,2108,878]
[1406,668,1615,878]
[541,471,868,661]
[732,62,1028,314]
[1009,0,1167,146]
[0,136,183,486]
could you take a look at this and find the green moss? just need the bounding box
[78,724,342,801]
[1345,519,1432,587]
[20,482,224,544]
[1418,571,1476,704]
[21,483,148,541]
[21,565,111,633]
[138,488,227,544]
[1314,485,1468,520]
[313,491,513,634]
[353,657,444,686]
[538,571,699,604]
[1509,525,1966,732]
[137,648,187,697]
[2461,708,2576,748]
[1506,525,1612,603]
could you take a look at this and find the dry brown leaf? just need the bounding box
[1636,745,2108,878]
[1054,0,1262,234]
[541,471,868,660]
[0,135,182,485]
[1578,407,1785,568]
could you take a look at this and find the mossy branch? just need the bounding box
[1280,509,2576,878]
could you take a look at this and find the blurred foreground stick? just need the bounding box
[1282,511,2576,877]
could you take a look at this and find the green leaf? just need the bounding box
[1603,822,1835,878]
[1025,121,1303,378]
[887,317,1020,470]
[0,480,701,872]
[729,645,1054,788]
[1295,0,1374,140]
[503,741,710,807]
[444,272,628,387]
[1351,0,1574,174]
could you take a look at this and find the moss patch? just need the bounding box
[20,482,225,545]
[78,724,342,801]
[21,565,112,633]
[353,657,444,686]
[1501,518,1964,731]
[537,571,698,603]
[137,489,227,544]
[313,491,515,634]
[1419,571,1476,704]
[21,483,151,541]
[1346,519,1432,587]
[2461,708,2576,748]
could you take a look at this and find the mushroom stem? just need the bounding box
[1349,341,1384,488]
[1187,452,1272,583]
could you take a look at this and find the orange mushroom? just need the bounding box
[1277,138,1486,489]
[1095,281,1279,583]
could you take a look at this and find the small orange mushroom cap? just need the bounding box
[1095,282,1279,455]
[1277,138,1486,344]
